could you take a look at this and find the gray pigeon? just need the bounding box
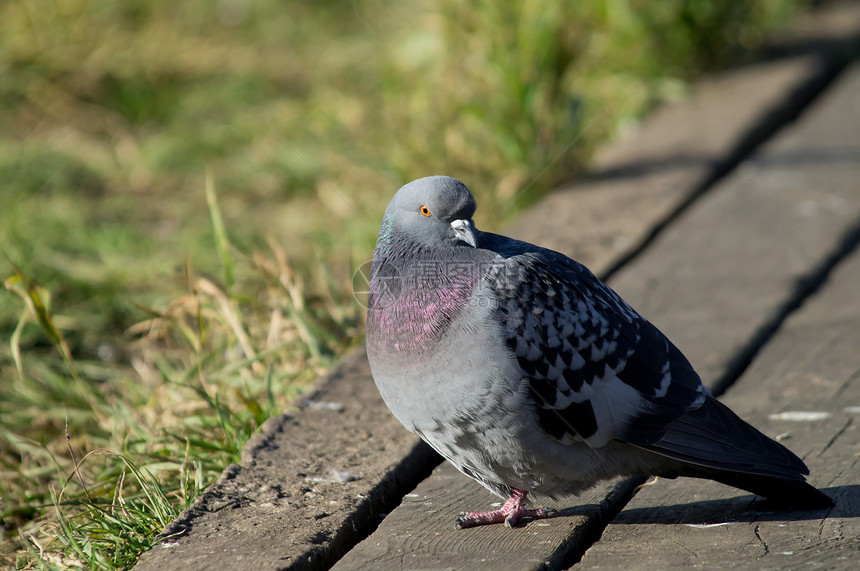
[365,175,833,529]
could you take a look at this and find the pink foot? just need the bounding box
[455,488,556,529]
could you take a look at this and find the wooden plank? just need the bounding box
[333,56,860,571]
[605,58,860,386]
[576,60,860,569]
[332,462,633,571]
[507,1,860,280]
[505,54,831,279]
[578,222,860,570]
[135,350,438,571]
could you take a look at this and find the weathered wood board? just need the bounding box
[510,0,860,280]
[606,58,860,387]
[574,57,860,569]
[331,462,633,571]
[135,350,438,571]
[579,220,860,570]
[333,57,860,571]
[506,54,834,279]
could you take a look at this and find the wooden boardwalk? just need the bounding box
[135,5,860,570]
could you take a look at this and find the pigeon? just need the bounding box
[365,175,833,529]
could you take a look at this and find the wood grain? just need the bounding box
[332,462,635,571]
[579,213,860,570]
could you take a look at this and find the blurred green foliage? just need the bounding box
[0,0,801,567]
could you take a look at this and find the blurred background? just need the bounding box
[0,0,804,567]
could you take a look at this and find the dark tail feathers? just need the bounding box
[641,396,834,509]
[669,465,834,509]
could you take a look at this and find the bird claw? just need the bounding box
[456,505,555,529]
[455,489,556,529]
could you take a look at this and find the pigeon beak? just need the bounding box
[450,219,478,248]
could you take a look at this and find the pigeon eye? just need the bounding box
[419,205,432,217]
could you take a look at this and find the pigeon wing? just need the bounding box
[485,246,707,449]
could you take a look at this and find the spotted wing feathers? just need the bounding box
[484,243,706,449]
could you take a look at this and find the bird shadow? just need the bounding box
[597,484,860,526]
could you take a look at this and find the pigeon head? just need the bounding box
[377,176,479,252]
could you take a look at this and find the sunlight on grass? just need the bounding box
[1,0,801,567]
[2,179,359,567]
[35,449,201,570]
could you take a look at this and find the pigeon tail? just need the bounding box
[637,395,833,509]
[667,465,834,509]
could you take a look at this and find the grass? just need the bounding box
[0,0,802,567]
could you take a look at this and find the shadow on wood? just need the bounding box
[609,483,858,526]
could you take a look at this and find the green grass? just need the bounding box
[0,0,801,567]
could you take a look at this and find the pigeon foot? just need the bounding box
[455,488,555,529]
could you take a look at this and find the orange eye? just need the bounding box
[419,205,431,217]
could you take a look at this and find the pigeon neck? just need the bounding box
[368,248,482,353]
